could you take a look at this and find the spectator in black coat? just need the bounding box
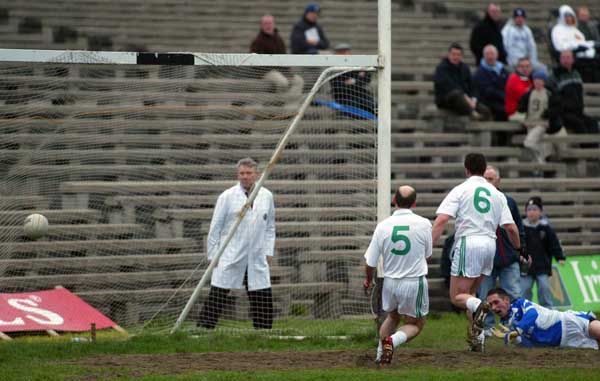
[549,50,599,135]
[521,197,565,308]
[290,3,330,54]
[470,3,507,65]
[330,43,375,115]
[434,43,492,120]
[473,44,510,121]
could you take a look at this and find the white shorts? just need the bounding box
[382,276,428,318]
[560,312,599,350]
[450,236,495,278]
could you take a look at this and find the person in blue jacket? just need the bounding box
[487,287,599,349]
[290,3,330,54]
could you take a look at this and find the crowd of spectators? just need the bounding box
[435,3,600,162]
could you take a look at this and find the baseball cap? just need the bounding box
[334,43,352,51]
[305,3,321,13]
[526,196,543,211]
[513,8,526,18]
[532,69,548,81]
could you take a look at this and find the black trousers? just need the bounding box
[198,273,274,330]
[438,89,492,120]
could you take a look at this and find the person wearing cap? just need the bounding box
[250,15,304,96]
[502,8,539,68]
[551,5,600,83]
[548,50,599,135]
[330,43,375,115]
[517,69,565,163]
[290,3,330,54]
[521,196,565,308]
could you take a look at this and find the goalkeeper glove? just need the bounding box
[504,330,521,346]
[490,324,510,339]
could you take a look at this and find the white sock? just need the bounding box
[466,297,482,314]
[376,340,382,361]
[391,330,408,348]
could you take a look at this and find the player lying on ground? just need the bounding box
[363,186,433,365]
[487,287,600,349]
[431,153,521,352]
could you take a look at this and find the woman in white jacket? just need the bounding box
[551,5,600,82]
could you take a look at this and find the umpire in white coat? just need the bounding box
[198,157,276,329]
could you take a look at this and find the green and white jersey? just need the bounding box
[436,176,514,240]
[364,209,432,279]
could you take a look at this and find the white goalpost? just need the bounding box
[0,0,391,335]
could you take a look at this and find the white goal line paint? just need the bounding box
[0,49,380,67]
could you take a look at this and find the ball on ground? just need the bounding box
[24,213,49,240]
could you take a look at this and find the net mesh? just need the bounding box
[0,57,378,334]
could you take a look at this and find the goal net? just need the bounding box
[0,50,381,335]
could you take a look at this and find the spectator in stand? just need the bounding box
[549,50,599,134]
[517,70,565,163]
[473,44,510,121]
[470,3,507,65]
[330,43,375,115]
[521,197,565,308]
[577,6,600,43]
[505,57,533,120]
[502,8,540,69]
[250,15,304,96]
[551,5,600,83]
[434,43,492,121]
[291,3,330,54]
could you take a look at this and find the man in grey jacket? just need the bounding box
[502,8,539,68]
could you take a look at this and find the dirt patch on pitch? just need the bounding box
[68,347,599,379]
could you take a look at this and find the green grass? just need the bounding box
[1,314,599,381]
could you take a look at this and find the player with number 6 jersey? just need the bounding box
[432,153,521,353]
[363,185,432,366]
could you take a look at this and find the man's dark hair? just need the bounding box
[487,287,509,299]
[517,56,531,64]
[464,153,487,175]
[394,187,417,209]
[448,42,463,52]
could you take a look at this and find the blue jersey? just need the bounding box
[501,298,595,347]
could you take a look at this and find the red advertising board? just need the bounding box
[0,288,117,333]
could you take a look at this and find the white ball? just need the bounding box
[24,213,49,240]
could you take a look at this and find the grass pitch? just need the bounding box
[2,313,599,381]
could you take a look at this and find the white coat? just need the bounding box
[551,5,596,59]
[207,183,275,291]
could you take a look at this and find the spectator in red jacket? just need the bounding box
[505,57,533,119]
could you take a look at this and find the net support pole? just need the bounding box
[170,66,370,334]
[376,0,392,273]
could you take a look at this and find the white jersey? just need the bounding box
[436,176,514,240]
[364,209,432,279]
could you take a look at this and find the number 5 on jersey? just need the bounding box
[391,226,411,255]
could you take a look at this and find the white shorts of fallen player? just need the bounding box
[450,235,496,278]
[560,312,599,350]
[382,276,429,318]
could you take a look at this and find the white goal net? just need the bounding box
[0,50,382,335]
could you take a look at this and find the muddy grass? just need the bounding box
[68,347,600,379]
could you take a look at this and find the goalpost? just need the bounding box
[0,0,391,335]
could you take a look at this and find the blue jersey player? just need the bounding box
[486,287,599,349]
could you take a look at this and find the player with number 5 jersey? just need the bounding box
[363,186,432,366]
[432,153,521,353]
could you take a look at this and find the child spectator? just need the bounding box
[517,70,564,163]
[521,197,565,308]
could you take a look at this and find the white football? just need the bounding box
[24,213,49,240]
